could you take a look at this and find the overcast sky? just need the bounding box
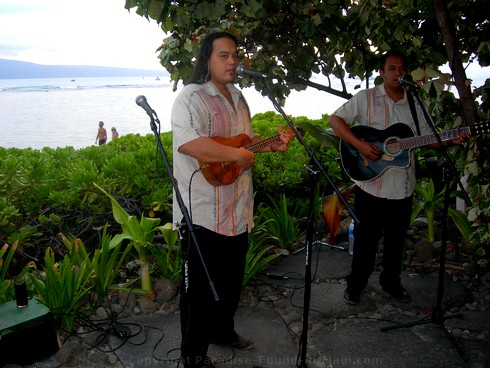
[1,0,488,85]
[0,0,164,70]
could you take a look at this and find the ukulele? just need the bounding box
[199,128,294,186]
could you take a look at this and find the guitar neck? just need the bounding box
[245,134,281,153]
[397,126,471,150]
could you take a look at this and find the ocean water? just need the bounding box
[0,76,347,150]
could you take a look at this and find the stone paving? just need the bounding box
[12,244,490,368]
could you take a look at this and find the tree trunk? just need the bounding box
[432,0,479,125]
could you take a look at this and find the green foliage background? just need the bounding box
[1,110,488,277]
[0,114,328,267]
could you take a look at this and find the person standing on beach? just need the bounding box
[171,31,292,368]
[95,121,107,145]
[111,127,119,140]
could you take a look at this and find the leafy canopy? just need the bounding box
[125,0,489,115]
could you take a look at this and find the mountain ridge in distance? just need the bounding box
[0,59,167,79]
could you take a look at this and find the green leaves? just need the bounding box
[151,222,182,282]
[194,0,227,19]
[60,231,133,301]
[94,182,161,294]
[412,178,445,242]
[30,246,94,331]
[0,242,34,304]
[158,222,178,246]
[447,207,473,244]
[256,194,307,251]
[240,0,263,18]
[411,178,474,245]
[243,235,279,287]
[297,122,341,150]
[0,243,15,303]
[123,0,489,138]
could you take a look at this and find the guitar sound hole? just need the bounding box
[384,137,401,156]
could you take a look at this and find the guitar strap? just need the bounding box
[406,91,421,136]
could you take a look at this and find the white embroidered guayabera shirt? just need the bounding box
[171,81,254,236]
[332,84,431,199]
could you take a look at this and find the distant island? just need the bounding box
[0,59,167,79]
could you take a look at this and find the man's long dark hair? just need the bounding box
[187,32,238,85]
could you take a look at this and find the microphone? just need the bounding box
[135,95,155,117]
[398,76,418,89]
[236,65,266,79]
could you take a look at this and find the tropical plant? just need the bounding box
[295,121,351,183]
[95,183,162,297]
[448,207,473,245]
[0,198,21,243]
[411,178,446,242]
[297,122,341,150]
[243,229,280,287]
[411,178,473,244]
[150,222,182,282]
[462,133,490,256]
[59,230,133,302]
[29,246,95,332]
[0,242,34,304]
[0,119,317,268]
[255,194,307,251]
[0,244,13,304]
[26,228,137,332]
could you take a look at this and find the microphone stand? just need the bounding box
[380,88,471,362]
[256,78,358,367]
[140,99,219,303]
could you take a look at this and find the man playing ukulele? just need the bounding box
[171,31,291,368]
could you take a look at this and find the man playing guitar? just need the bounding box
[329,50,468,306]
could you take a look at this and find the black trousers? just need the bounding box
[179,226,248,367]
[346,186,412,291]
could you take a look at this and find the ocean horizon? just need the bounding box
[0,76,349,150]
[1,70,488,150]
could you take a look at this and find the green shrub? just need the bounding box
[150,222,182,282]
[30,246,94,332]
[255,194,307,251]
[1,110,488,303]
[243,231,280,286]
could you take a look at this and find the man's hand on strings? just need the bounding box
[270,125,294,152]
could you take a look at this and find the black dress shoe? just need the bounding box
[382,285,411,303]
[211,335,255,350]
[343,287,361,305]
[228,335,255,350]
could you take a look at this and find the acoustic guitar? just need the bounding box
[199,128,294,186]
[340,122,490,181]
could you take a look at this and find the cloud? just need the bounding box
[1,1,488,83]
[0,0,164,70]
